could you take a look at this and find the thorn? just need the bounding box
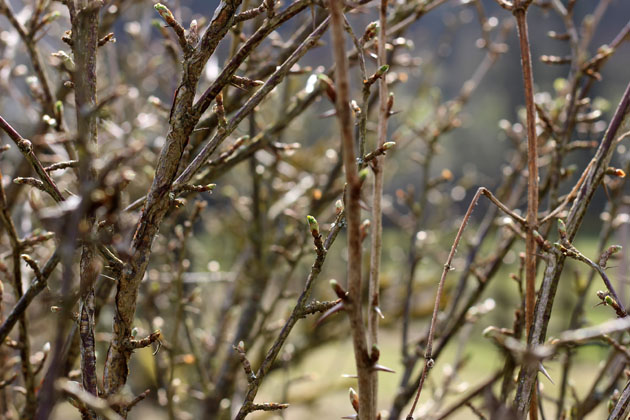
[315,302,345,327]
[374,306,384,319]
[538,362,554,384]
[372,364,396,373]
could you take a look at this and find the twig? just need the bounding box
[406,186,487,419]
[234,212,344,419]
[0,116,64,202]
[0,250,61,344]
[57,379,124,420]
[175,16,331,187]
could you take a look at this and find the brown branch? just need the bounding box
[234,212,344,419]
[102,0,243,400]
[0,116,64,202]
[406,187,489,419]
[0,0,56,113]
[57,379,124,420]
[0,168,37,417]
[154,3,192,56]
[510,1,539,418]
[514,78,630,419]
[0,250,61,344]
[367,0,389,416]
[174,16,330,187]
[329,0,374,418]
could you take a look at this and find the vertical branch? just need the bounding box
[328,0,374,419]
[512,1,537,341]
[73,1,102,407]
[103,0,243,402]
[368,0,389,416]
[512,1,538,418]
[514,80,630,419]
[36,3,103,418]
[0,169,36,418]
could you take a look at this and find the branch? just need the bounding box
[329,0,375,418]
[174,16,331,187]
[0,250,60,344]
[0,116,64,202]
[103,0,243,399]
[514,77,630,418]
[154,3,193,56]
[234,213,343,419]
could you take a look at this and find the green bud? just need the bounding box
[154,3,171,14]
[597,44,613,56]
[608,245,622,255]
[55,100,63,114]
[365,21,379,32]
[335,199,344,214]
[42,11,61,24]
[376,64,390,75]
[131,327,138,338]
[52,50,74,67]
[358,167,369,182]
[317,74,333,84]
[307,215,319,234]
[557,219,567,237]
[553,242,565,252]
[604,295,615,306]
[371,344,380,361]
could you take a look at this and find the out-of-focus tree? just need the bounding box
[0,1,629,420]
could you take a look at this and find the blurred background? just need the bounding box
[2,0,630,419]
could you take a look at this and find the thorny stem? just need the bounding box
[329,0,374,418]
[609,379,630,420]
[367,0,389,416]
[391,20,514,415]
[234,212,344,419]
[511,1,539,418]
[557,158,630,415]
[514,78,630,419]
[407,187,485,419]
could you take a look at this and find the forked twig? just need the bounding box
[406,186,519,418]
